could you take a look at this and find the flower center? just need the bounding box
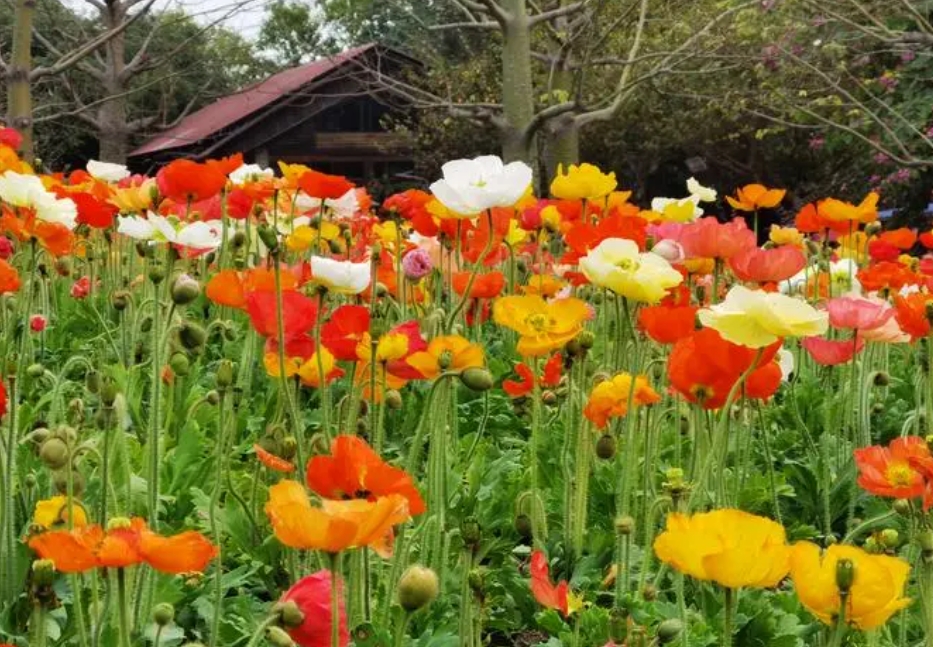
[885,462,915,487]
[615,257,639,272]
[525,313,552,333]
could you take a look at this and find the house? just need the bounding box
[128,44,419,184]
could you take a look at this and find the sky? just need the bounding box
[63,0,269,40]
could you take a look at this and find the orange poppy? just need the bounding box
[638,301,697,344]
[254,444,296,473]
[583,372,661,429]
[306,435,426,516]
[680,217,756,260]
[28,517,217,574]
[205,270,248,309]
[858,262,919,293]
[530,550,571,617]
[561,213,647,264]
[894,292,933,340]
[503,353,562,398]
[726,184,786,211]
[156,158,231,204]
[854,436,931,503]
[521,274,566,297]
[298,169,354,200]
[265,480,410,557]
[0,209,73,256]
[452,271,505,299]
[405,335,484,379]
[0,258,20,294]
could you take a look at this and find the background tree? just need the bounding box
[257,0,332,67]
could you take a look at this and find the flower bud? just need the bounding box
[459,367,493,391]
[148,263,166,285]
[179,322,207,350]
[880,528,899,549]
[100,379,118,407]
[642,583,657,601]
[152,603,175,626]
[171,274,201,306]
[565,338,583,357]
[437,350,453,370]
[257,224,280,254]
[274,600,305,628]
[893,499,911,516]
[541,390,557,405]
[216,359,235,389]
[596,434,617,460]
[282,436,298,460]
[39,438,70,470]
[398,565,440,612]
[266,627,295,647]
[85,370,101,394]
[54,256,73,277]
[468,568,485,594]
[27,363,45,378]
[32,559,57,587]
[384,389,403,410]
[920,528,933,555]
[615,515,635,535]
[461,517,481,547]
[835,558,855,595]
[205,390,220,406]
[656,619,684,644]
[514,513,533,539]
[872,371,890,387]
[53,469,85,496]
[169,352,190,377]
[231,231,247,249]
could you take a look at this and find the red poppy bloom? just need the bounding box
[460,208,510,265]
[70,276,91,300]
[857,261,919,293]
[306,435,425,516]
[680,217,756,260]
[246,291,318,340]
[280,571,349,647]
[452,271,505,299]
[561,213,647,264]
[503,353,562,398]
[529,550,570,617]
[71,192,118,229]
[157,159,229,203]
[801,336,864,366]
[0,377,6,419]
[894,292,933,340]
[385,189,437,237]
[298,170,354,200]
[321,305,370,361]
[729,245,807,283]
[638,302,697,344]
[0,127,23,150]
[854,436,930,503]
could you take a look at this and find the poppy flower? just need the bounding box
[0,377,7,419]
[72,192,118,229]
[854,436,931,501]
[868,239,902,263]
[725,184,786,211]
[70,276,91,300]
[265,480,410,557]
[28,517,217,574]
[254,444,295,473]
[306,435,425,516]
[801,336,864,366]
[580,238,684,303]
[452,271,505,299]
[819,192,879,224]
[894,292,933,340]
[493,295,590,357]
[858,261,919,293]
[0,258,20,294]
[0,210,74,256]
[583,372,661,429]
[32,496,88,529]
[406,335,484,380]
[246,290,318,340]
[310,256,371,295]
[521,274,565,297]
[156,158,229,203]
[653,508,790,588]
[296,349,344,388]
[529,550,575,617]
[561,213,648,264]
[0,127,23,150]
[321,305,370,361]
[680,217,756,260]
[729,246,807,283]
[385,189,437,237]
[790,542,910,630]
[503,353,562,398]
[638,302,697,344]
[550,163,617,201]
[827,295,894,331]
[298,169,354,200]
[280,571,350,647]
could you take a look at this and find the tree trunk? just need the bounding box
[95,4,129,163]
[500,0,538,170]
[543,63,580,180]
[7,0,36,161]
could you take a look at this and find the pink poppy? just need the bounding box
[729,245,807,283]
[826,295,894,331]
[801,336,864,366]
[680,217,756,260]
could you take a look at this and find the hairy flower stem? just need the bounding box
[244,616,279,647]
[273,253,305,471]
[147,278,165,528]
[444,210,495,332]
[829,594,848,647]
[330,553,343,647]
[920,554,933,647]
[315,291,332,442]
[458,548,475,647]
[569,418,591,560]
[116,569,132,647]
[722,587,735,647]
[529,356,545,542]
[31,601,48,647]
[209,388,230,647]
[394,607,412,647]
[2,374,18,598]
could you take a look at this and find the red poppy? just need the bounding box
[801,336,864,366]
[729,246,806,283]
[71,192,118,229]
[529,550,569,617]
[157,158,229,203]
[0,127,23,150]
[561,213,647,264]
[894,292,933,340]
[460,208,510,265]
[0,377,6,419]
[70,276,91,300]
[854,436,930,503]
[298,169,354,200]
[857,261,919,293]
[452,271,505,299]
[254,444,295,473]
[306,435,425,516]
[638,303,697,344]
[321,305,370,361]
[503,353,562,398]
[246,290,318,340]
[280,571,349,647]
[385,189,437,237]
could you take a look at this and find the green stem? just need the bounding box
[394,608,412,647]
[209,389,230,647]
[829,594,848,647]
[330,553,343,647]
[722,587,735,647]
[31,602,48,647]
[244,616,279,647]
[117,569,132,647]
[458,548,475,647]
[444,210,495,332]
[148,279,163,527]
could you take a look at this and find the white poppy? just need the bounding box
[0,171,77,229]
[310,256,371,294]
[430,155,532,216]
[777,348,795,381]
[87,160,130,183]
[686,177,717,203]
[118,213,226,251]
[34,192,78,229]
[117,215,157,240]
[229,163,273,184]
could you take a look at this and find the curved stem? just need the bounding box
[244,616,279,647]
[445,210,495,332]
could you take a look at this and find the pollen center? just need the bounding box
[885,462,914,487]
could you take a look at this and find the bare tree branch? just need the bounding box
[529,1,586,26]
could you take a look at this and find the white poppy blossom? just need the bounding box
[87,160,131,183]
[430,155,532,216]
[686,177,717,203]
[310,256,371,294]
[229,163,273,184]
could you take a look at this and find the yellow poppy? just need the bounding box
[33,496,88,529]
[789,541,910,630]
[819,192,878,223]
[406,335,484,379]
[493,295,589,357]
[653,508,790,588]
[550,163,618,201]
[769,225,804,248]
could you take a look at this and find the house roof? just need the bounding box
[130,44,379,157]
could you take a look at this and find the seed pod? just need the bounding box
[835,558,855,594]
[216,359,235,389]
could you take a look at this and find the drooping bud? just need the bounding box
[205,390,221,406]
[835,558,855,595]
[615,515,635,536]
[397,565,440,612]
[872,371,890,387]
[514,514,533,539]
[656,619,684,644]
[274,600,305,628]
[384,389,403,410]
[216,359,235,389]
[171,274,201,306]
[85,370,101,394]
[596,434,617,459]
[152,603,175,626]
[179,322,207,350]
[257,224,279,254]
[53,470,85,496]
[459,367,493,391]
[169,352,191,377]
[27,363,45,378]
[101,379,118,407]
[266,628,296,647]
[39,438,70,470]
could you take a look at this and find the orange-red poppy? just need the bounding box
[298,169,354,200]
[28,517,217,574]
[854,436,932,504]
[265,480,410,557]
[385,189,437,237]
[71,191,118,229]
[254,444,296,473]
[583,372,661,429]
[561,213,647,264]
[530,550,571,617]
[157,158,231,204]
[858,262,919,293]
[321,305,370,361]
[894,292,933,341]
[638,301,697,344]
[306,435,425,516]
[246,290,318,340]
[0,258,20,295]
[452,271,505,299]
[0,209,74,257]
[503,353,562,398]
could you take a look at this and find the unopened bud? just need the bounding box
[216,359,235,389]
[565,338,583,357]
[275,600,305,628]
[257,224,279,253]
[101,379,118,407]
[54,256,73,277]
[266,626,295,647]
[578,330,595,349]
[152,603,175,626]
[205,390,220,406]
[171,274,201,305]
[179,322,207,350]
[438,350,453,370]
[32,559,57,587]
[872,371,890,387]
[596,434,617,460]
[39,438,70,470]
[53,470,85,496]
[920,528,933,554]
[894,499,911,515]
[615,515,635,535]
[835,558,855,595]
[398,565,440,612]
[657,619,684,644]
[169,352,191,377]
[880,528,899,549]
[459,367,493,392]
[642,583,657,601]
[515,514,532,539]
[27,363,45,378]
[148,263,166,285]
[384,389,402,410]
[461,517,481,547]
[541,390,557,405]
[231,231,247,249]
